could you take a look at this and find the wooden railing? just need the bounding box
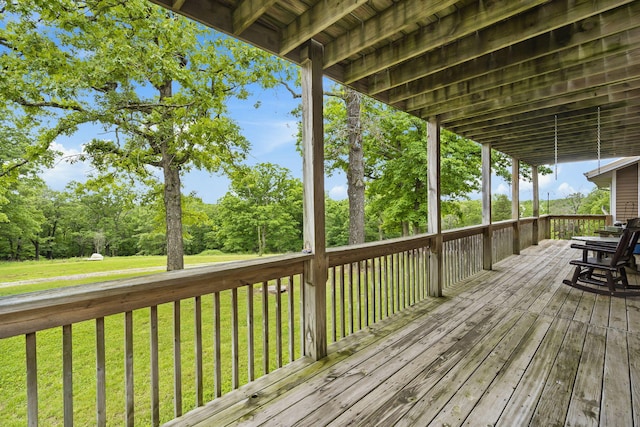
[326,235,431,342]
[547,214,613,239]
[0,255,310,427]
[0,214,611,425]
[442,225,484,288]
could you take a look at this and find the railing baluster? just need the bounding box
[389,255,394,315]
[194,296,203,407]
[385,255,390,317]
[63,324,73,427]
[348,263,354,334]
[149,307,159,427]
[247,284,254,382]
[287,275,295,363]
[213,292,222,398]
[276,278,282,368]
[262,281,269,375]
[330,267,337,343]
[125,311,134,427]
[231,288,239,389]
[26,332,38,427]
[339,265,345,339]
[173,302,182,417]
[363,260,369,327]
[356,261,362,331]
[372,258,378,323]
[96,317,107,427]
[299,275,305,357]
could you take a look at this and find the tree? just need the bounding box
[323,87,366,244]
[579,188,610,215]
[492,194,512,222]
[0,177,46,260]
[217,163,303,254]
[566,192,584,214]
[0,0,290,270]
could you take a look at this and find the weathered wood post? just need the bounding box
[301,40,327,361]
[532,165,540,245]
[427,117,442,297]
[512,158,520,255]
[482,143,492,270]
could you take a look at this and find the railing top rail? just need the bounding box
[0,253,311,339]
[328,234,432,266]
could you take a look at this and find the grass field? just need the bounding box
[0,253,259,296]
[0,253,299,426]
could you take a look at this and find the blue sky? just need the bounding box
[41,81,603,205]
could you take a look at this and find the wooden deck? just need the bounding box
[169,239,640,426]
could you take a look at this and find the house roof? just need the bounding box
[584,156,640,188]
[149,0,640,167]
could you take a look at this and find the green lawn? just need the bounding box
[0,254,259,284]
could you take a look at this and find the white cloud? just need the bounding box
[494,183,510,195]
[39,142,92,190]
[243,120,298,154]
[557,182,576,196]
[328,185,347,200]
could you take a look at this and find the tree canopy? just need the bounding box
[0,0,291,269]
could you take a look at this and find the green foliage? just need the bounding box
[216,163,303,254]
[325,198,349,247]
[0,0,293,269]
[578,188,610,215]
[492,194,512,222]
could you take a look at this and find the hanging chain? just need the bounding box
[554,115,558,180]
[597,106,601,174]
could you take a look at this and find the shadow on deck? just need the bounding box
[169,239,640,426]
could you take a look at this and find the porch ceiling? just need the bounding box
[149,0,640,167]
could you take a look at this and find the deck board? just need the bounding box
[168,240,640,427]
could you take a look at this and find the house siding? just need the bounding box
[615,164,638,222]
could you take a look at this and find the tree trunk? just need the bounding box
[32,239,40,261]
[162,157,185,271]
[158,80,184,271]
[345,88,365,245]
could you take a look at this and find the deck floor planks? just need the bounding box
[591,294,612,327]
[461,315,555,426]
[565,324,607,427]
[628,332,640,426]
[362,306,524,427]
[601,328,633,426]
[494,316,572,425]
[529,320,588,426]
[425,311,540,427]
[609,295,628,330]
[305,305,518,426]
[627,297,640,333]
[174,240,640,427]
[573,291,597,324]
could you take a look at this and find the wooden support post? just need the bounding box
[532,165,539,245]
[511,158,520,255]
[301,40,327,361]
[427,117,442,297]
[482,143,492,270]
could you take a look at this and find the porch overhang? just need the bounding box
[149,0,640,166]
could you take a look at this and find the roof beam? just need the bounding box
[279,0,368,56]
[232,0,278,35]
[365,0,635,93]
[415,49,640,119]
[340,0,545,81]
[323,0,459,68]
[399,25,640,112]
